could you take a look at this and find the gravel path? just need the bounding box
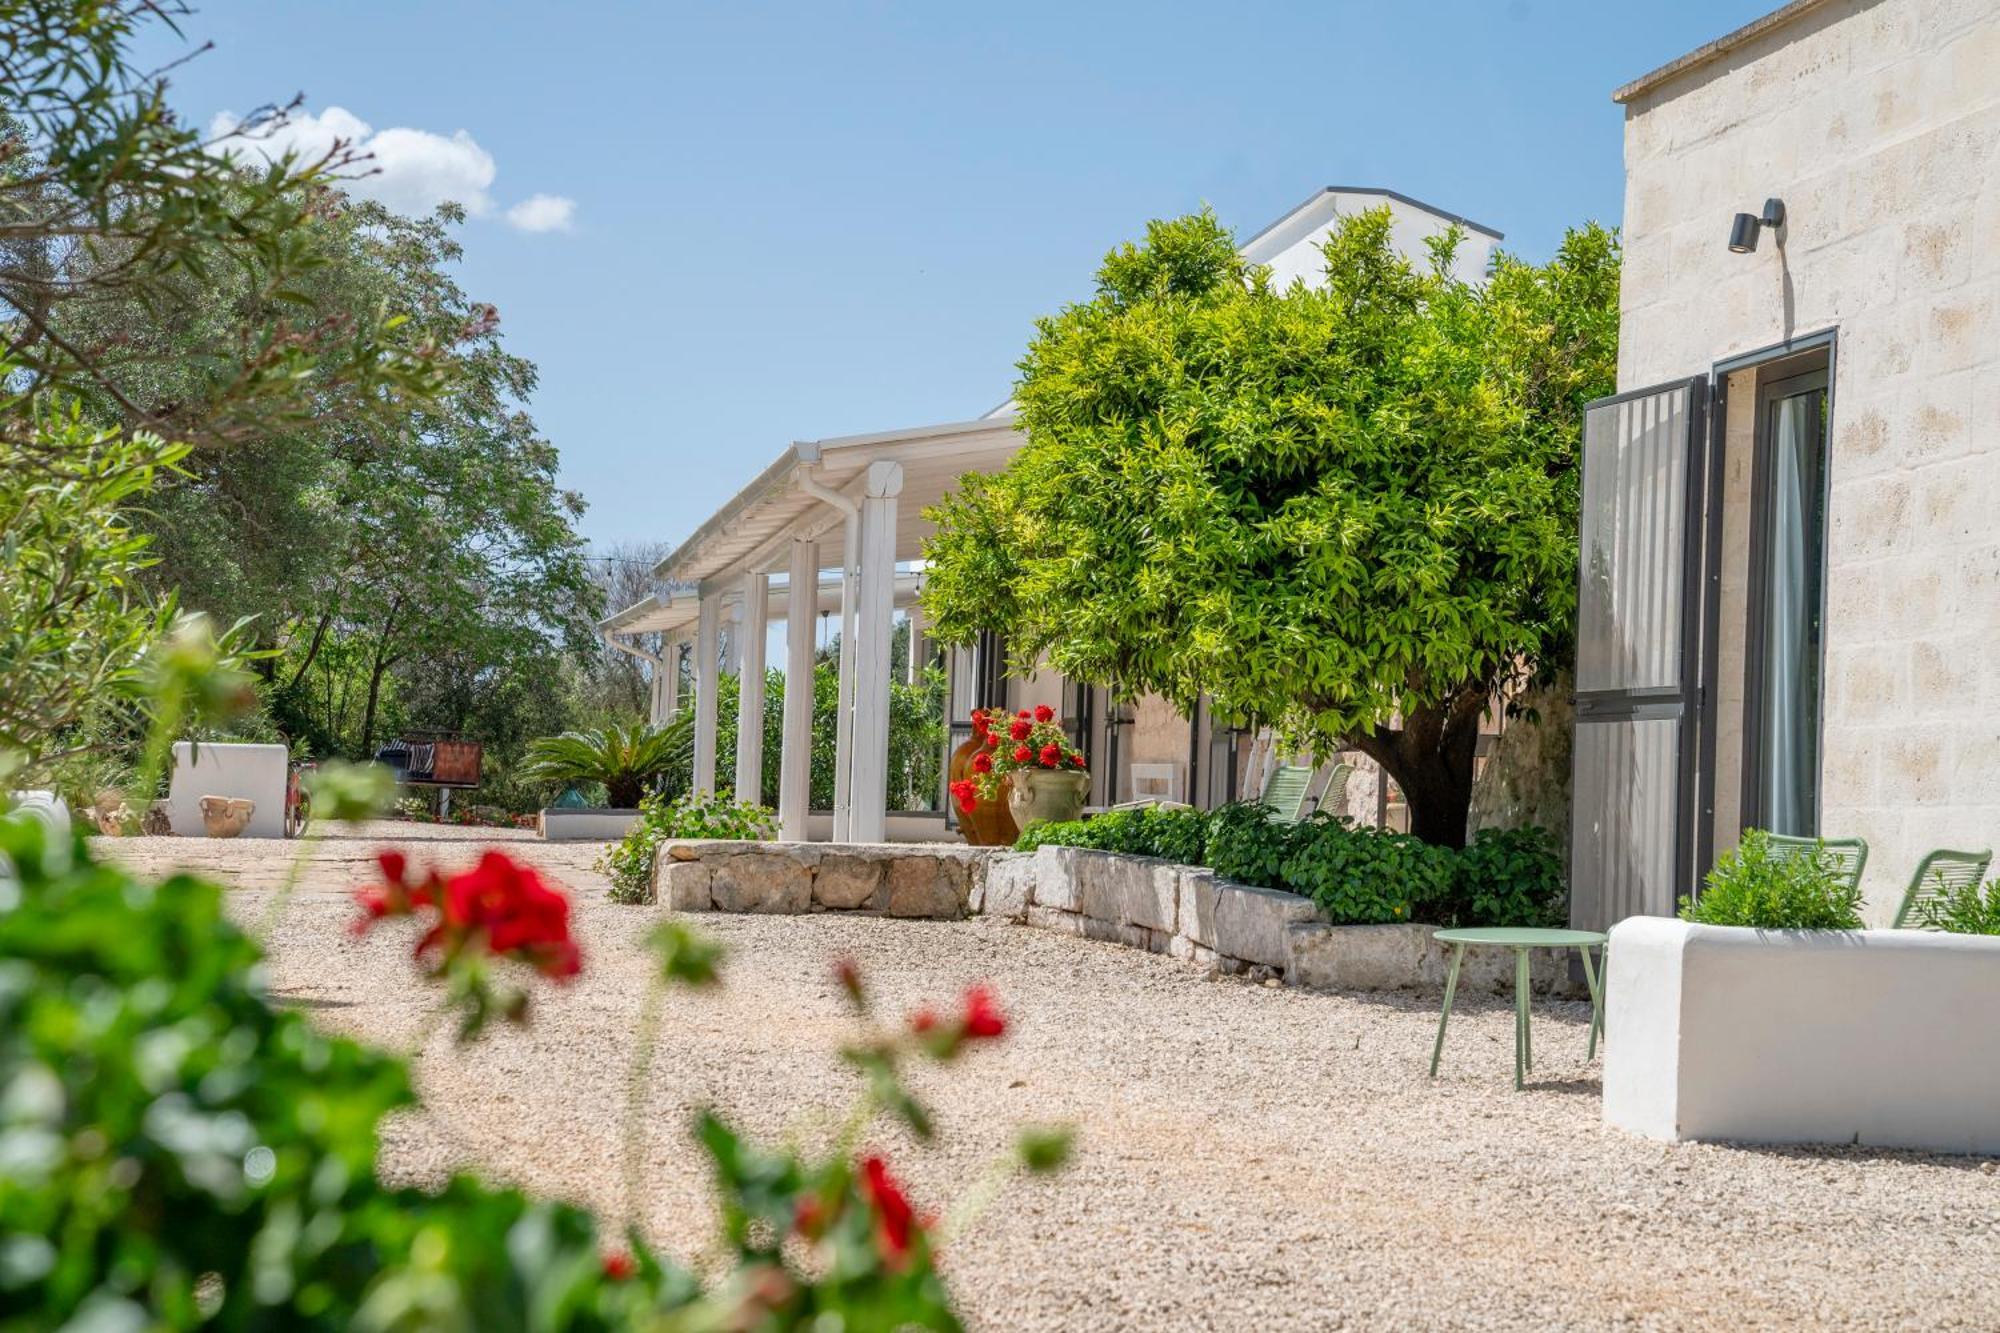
[104,824,2000,1331]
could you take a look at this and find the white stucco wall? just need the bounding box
[165,742,288,839]
[1618,0,2000,918]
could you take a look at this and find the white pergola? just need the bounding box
[599,413,1024,842]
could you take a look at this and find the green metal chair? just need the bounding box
[1259,763,1316,824]
[1892,848,1994,929]
[1766,832,1869,893]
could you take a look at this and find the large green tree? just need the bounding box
[921,208,1618,847]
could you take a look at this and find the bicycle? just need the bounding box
[285,759,316,839]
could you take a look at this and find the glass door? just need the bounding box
[1744,368,1830,836]
[1569,378,1708,930]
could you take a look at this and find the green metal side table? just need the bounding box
[1428,927,1606,1090]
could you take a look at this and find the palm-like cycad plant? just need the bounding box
[520,721,686,809]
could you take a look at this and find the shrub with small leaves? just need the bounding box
[1915,878,2000,935]
[1278,816,1458,924]
[1680,829,1863,929]
[1012,805,1207,864]
[599,789,776,904]
[1449,825,1566,928]
[1202,801,1302,889]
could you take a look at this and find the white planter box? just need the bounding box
[1604,916,2000,1154]
[538,808,642,841]
[165,742,287,839]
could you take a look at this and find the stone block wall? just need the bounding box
[1618,0,2000,918]
[656,841,983,919]
[655,842,1569,994]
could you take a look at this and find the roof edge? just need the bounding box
[1239,185,1505,254]
[1613,0,1835,105]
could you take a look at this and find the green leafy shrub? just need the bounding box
[598,789,776,904]
[1916,879,2000,934]
[1202,801,1300,889]
[1680,829,1864,929]
[1279,816,1457,924]
[1449,825,1566,928]
[1012,806,1208,864]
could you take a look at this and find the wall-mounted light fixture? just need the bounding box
[1728,198,1786,253]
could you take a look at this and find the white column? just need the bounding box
[722,597,744,676]
[733,571,769,805]
[848,460,902,843]
[692,596,721,794]
[832,512,859,840]
[778,540,819,840]
[660,636,682,720]
[905,602,926,684]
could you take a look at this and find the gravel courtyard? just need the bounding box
[107,824,2000,1331]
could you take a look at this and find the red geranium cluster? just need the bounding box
[952,705,1086,812]
[353,848,582,982]
[906,983,1008,1058]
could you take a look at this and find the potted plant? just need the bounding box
[1603,830,2000,1155]
[950,705,1088,834]
[947,709,1017,846]
[519,721,680,840]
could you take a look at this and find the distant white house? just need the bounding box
[602,186,1504,842]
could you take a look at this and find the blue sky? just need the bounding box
[154,1,1776,557]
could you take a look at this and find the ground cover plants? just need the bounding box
[598,790,777,904]
[1017,804,1565,928]
[1678,829,1864,930]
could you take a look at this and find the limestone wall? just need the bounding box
[1619,0,2000,917]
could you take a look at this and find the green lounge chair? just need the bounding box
[1259,763,1316,824]
[1766,832,1869,893]
[1892,848,1994,929]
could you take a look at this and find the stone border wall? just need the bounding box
[652,841,1567,994]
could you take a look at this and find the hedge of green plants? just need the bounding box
[1015,804,1565,928]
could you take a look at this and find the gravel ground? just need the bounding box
[103,824,2000,1331]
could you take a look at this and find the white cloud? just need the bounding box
[505,193,576,233]
[209,105,571,233]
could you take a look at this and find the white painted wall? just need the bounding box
[1617,0,2000,919]
[165,742,288,839]
[1604,916,2000,1154]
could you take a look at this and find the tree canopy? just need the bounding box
[920,207,1619,846]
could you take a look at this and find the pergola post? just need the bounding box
[692,595,721,794]
[848,460,902,842]
[832,513,859,840]
[732,568,768,800]
[660,636,682,721]
[733,571,769,804]
[778,540,818,840]
[905,601,926,684]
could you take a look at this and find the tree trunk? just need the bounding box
[1347,685,1488,850]
[358,598,402,758]
[287,609,335,690]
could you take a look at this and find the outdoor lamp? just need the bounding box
[1728,198,1786,253]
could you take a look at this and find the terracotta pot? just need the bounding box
[199,795,255,838]
[1006,768,1090,831]
[948,734,1017,847]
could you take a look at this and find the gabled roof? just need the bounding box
[1238,185,1504,256]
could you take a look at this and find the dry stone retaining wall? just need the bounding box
[655,841,1564,994]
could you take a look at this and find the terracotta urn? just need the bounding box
[948,734,1018,847]
[200,795,255,838]
[1006,768,1090,831]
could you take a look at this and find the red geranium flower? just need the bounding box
[1012,745,1032,764]
[1038,743,1062,767]
[1033,704,1054,723]
[908,1006,939,1033]
[948,779,978,814]
[859,1155,917,1265]
[1009,718,1031,741]
[602,1251,636,1281]
[961,984,1006,1039]
[350,849,439,935]
[1016,709,1030,719]
[971,751,993,773]
[413,851,581,981]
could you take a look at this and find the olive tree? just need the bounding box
[921,208,1618,847]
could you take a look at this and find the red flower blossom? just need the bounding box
[984,734,999,751]
[860,1155,917,1265]
[833,956,865,1006]
[948,778,978,814]
[350,849,439,935]
[1008,718,1031,741]
[961,985,1006,1039]
[1038,743,1062,767]
[602,1251,636,1281]
[1017,709,1030,719]
[1033,704,1054,723]
[1068,753,1087,770]
[1012,745,1032,764]
[410,851,581,981]
[908,1006,939,1033]
[971,751,993,774]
